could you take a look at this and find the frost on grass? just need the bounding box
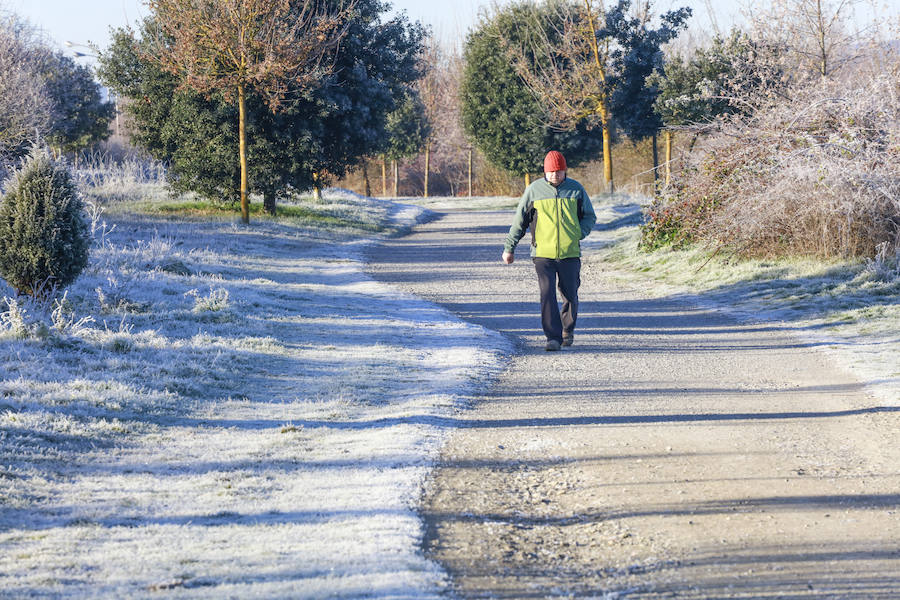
[588,198,900,404]
[0,192,507,598]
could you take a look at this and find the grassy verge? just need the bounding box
[101,192,392,236]
[149,199,384,231]
[586,198,900,399]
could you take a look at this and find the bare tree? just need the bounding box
[0,14,52,167]
[147,0,351,223]
[748,0,865,78]
[507,0,688,193]
[507,0,616,192]
[416,39,470,196]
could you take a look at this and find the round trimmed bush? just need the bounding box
[0,147,90,296]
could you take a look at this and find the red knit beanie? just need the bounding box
[543,150,567,172]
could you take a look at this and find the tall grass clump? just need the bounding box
[76,150,168,204]
[0,147,90,297]
[642,72,900,259]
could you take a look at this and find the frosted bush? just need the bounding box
[0,296,31,339]
[863,242,900,281]
[84,199,117,245]
[95,275,146,314]
[188,287,230,312]
[0,147,90,296]
[1,291,93,341]
[644,72,900,258]
[50,291,94,335]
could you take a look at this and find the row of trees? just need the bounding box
[459,0,884,195]
[96,0,699,212]
[1,0,886,301]
[461,0,691,193]
[98,0,430,223]
[0,14,114,173]
[7,0,872,227]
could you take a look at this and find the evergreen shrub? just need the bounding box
[0,147,90,296]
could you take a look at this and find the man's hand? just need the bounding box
[502,251,514,264]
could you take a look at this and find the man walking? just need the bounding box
[501,150,596,351]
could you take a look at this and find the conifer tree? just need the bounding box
[0,147,89,297]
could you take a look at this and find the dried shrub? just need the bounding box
[642,72,900,258]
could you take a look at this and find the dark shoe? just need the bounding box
[545,339,561,351]
[561,336,574,347]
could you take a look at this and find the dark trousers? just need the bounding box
[533,257,580,343]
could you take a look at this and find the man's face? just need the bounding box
[545,169,566,186]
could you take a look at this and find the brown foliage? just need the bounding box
[643,72,900,258]
[147,0,349,109]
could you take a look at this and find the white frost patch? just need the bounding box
[407,195,520,212]
[0,193,507,598]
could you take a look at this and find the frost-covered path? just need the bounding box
[366,208,900,598]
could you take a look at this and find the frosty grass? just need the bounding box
[1,189,896,598]
[586,196,900,406]
[0,190,507,598]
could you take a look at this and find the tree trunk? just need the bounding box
[665,130,673,187]
[381,156,387,197]
[263,190,276,216]
[688,132,700,153]
[467,147,473,198]
[313,171,322,202]
[583,1,614,194]
[651,130,659,184]
[362,162,371,197]
[393,160,399,197]
[525,172,531,188]
[817,0,828,77]
[424,144,430,198]
[238,83,249,224]
[601,122,613,193]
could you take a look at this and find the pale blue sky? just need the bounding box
[4,0,887,60]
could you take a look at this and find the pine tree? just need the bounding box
[0,147,89,297]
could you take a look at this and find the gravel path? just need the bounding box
[366,208,900,599]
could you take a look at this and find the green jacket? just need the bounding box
[504,176,596,259]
